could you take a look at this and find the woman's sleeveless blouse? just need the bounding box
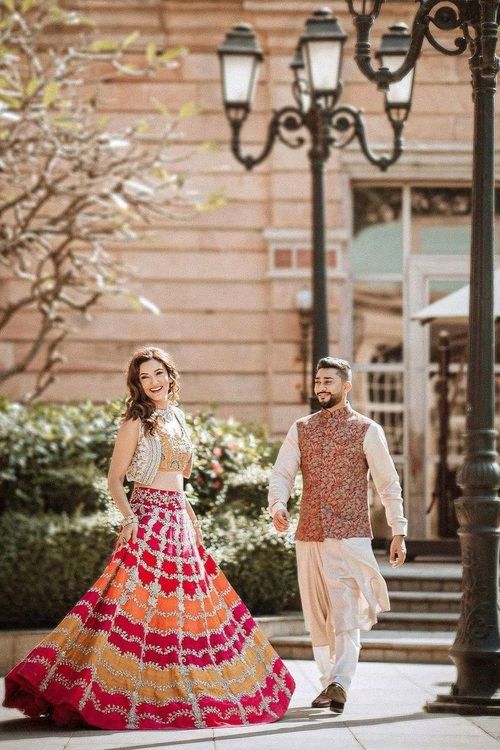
[126,406,193,485]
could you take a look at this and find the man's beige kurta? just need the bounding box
[268,404,408,639]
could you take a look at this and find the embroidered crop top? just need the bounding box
[126,406,194,486]
[157,408,192,472]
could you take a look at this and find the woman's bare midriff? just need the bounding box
[135,470,185,492]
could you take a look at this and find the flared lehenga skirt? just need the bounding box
[3,487,295,729]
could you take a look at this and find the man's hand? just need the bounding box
[390,534,406,567]
[273,509,290,533]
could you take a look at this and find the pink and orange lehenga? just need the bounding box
[3,486,295,729]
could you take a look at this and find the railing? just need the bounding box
[427,362,500,468]
[352,362,404,460]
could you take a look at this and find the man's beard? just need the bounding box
[319,391,343,409]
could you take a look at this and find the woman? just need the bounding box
[3,346,295,729]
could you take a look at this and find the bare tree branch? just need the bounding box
[0,0,209,401]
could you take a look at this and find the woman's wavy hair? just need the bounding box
[123,346,180,434]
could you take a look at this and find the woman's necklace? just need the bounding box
[154,405,177,430]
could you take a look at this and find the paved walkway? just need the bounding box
[1,660,499,750]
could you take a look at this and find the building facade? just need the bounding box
[2,0,500,538]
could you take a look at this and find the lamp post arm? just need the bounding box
[351,0,469,89]
[227,106,306,172]
[328,104,404,172]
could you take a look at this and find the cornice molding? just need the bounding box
[341,142,500,181]
[263,227,349,243]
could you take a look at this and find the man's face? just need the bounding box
[314,368,349,409]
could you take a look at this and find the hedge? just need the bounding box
[0,400,280,518]
[0,512,118,628]
[201,511,299,614]
[0,400,121,515]
[0,399,300,626]
[0,510,298,628]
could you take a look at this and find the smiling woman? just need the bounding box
[118,348,192,495]
[140,361,172,401]
[2,346,295,730]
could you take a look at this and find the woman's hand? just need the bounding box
[116,518,139,549]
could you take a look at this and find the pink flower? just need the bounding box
[213,447,222,458]
[211,461,223,476]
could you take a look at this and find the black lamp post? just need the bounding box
[345,0,500,715]
[217,7,414,411]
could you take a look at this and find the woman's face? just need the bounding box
[138,358,170,406]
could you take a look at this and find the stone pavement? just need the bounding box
[1,660,499,750]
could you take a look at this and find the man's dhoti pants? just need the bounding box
[296,538,390,691]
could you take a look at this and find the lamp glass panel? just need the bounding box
[296,288,313,311]
[222,54,258,106]
[304,39,342,94]
[351,0,379,14]
[382,54,414,106]
[298,79,311,112]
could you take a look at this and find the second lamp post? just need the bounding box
[218,6,415,409]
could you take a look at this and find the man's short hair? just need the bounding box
[316,357,352,382]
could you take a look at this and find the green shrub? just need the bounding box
[0,399,122,515]
[224,465,301,519]
[201,510,299,615]
[0,466,111,516]
[0,508,299,628]
[222,465,270,518]
[0,399,301,626]
[0,400,281,518]
[35,468,110,515]
[0,511,118,628]
[186,411,276,515]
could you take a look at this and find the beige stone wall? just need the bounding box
[0,0,487,434]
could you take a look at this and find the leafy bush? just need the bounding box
[0,511,118,628]
[0,509,299,628]
[0,399,122,515]
[186,411,277,515]
[223,465,301,519]
[0,400,282,518]
[201,511,299,615]
[0,399,301,625]
[223,466,271,518]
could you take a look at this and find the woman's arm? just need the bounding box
[185,497,203,546]
[183,453,193,479]
[175,407,194,479]
[107,418,140,545]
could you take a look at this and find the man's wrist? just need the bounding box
[269,501,287,517]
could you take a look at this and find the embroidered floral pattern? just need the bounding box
[296,406,373,542]
[157,410,192,473]
[126,420,162,485]
[3,487,294,729]
[126,407,192,485]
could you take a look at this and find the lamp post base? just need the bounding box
[425,693,500,716]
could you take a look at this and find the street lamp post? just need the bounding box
[217,7,414,411]
[344,0,500,714]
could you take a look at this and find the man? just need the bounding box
[268,357,407,714]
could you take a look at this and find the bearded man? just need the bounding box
[268,357,407,714]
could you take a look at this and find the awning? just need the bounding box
[412,268,500,324]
